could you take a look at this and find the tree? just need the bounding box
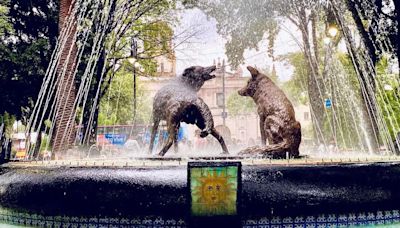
[329,0,396,152]
[376,57,400,145]
[0,0,58,118]
[226,93,255,116]
[347,0,398,66]
[50,0,79,157]
[0,0,58,159]
[81,5,178,145]
[189,0,328,143]
[23,0,180,157]
[98,68,152,125]
[0,1,12,36]
[277,52,309,105]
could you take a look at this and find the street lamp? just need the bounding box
[129,38,138,124]
[222,59,227,126]
[325,8,339,37]
[328,25,338,37]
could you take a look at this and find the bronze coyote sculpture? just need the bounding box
[239,66,301,158]
[149,66,229,156]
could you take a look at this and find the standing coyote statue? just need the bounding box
[149,65,229,156]
[239,66,301,158]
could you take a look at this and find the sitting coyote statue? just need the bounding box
[149,65,229,156]
[239,66,301,158]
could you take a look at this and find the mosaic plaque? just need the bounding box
[188,162,241,216]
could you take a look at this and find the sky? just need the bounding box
[173,8,302,81]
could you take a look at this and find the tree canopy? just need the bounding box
[0,0,58,121]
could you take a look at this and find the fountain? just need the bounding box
[0,0,399,227]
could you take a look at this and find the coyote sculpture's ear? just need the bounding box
[247,66,259,78]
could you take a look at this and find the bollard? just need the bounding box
[126,162,128,167]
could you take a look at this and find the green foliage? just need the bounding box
[277,52,309,105]
[197,0,279,68]
[0,1,12,36]
[98,69,151,125]
[336,53,361,92]
[0,0,58,120]
[376,58,400,141]
[226,93,255,116]
[99,15,176,126]
[104,2,176,77]
[39,134,50,152]
[0,112,15,137]
[116,20,175,77]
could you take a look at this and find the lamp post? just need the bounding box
[325,19,339,148]
[130,38,138,124]
[222,59,227,126]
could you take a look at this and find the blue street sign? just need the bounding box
[105,134,128,146]
[325,99,332,108]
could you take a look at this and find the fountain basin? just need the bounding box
[0,160,400,226]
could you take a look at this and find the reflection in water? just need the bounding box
[0,207,399,227]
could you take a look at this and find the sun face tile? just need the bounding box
[189,163,240,216]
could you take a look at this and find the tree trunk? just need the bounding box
[344,0,380,152]
[347,0,377,71]
[311,11,319,65]
[82,50,105,145]
[394,0,400,66]
[297,8,326,144]
[0,123,10,164]
[52,0,77,159]
[32,131,42,159]
[0,124,6,164]
[332,1,380,153]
